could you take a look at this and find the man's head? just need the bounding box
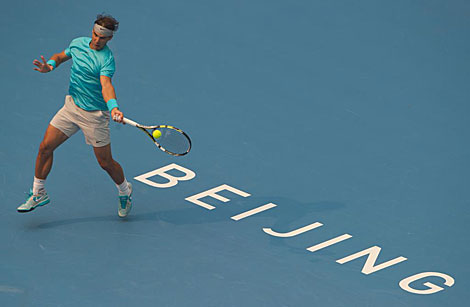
[90,13,119,50]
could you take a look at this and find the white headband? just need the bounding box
[93,23,114,37]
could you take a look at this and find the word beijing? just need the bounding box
[135,163,455,295]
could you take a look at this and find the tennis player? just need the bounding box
[17,14,133,218]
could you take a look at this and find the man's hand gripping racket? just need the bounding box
[122,117,192,156]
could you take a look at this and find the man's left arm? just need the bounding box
[100,75,124,123]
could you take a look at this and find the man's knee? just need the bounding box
[38,140,55,155]
[39,125,68,155]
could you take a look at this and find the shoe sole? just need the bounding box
[17,199,50,213]
[118,203,132,218]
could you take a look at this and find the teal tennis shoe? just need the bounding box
[17,190,50,213]
[118,183,132,218]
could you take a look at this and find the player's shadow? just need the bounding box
[32,196,346,229]
[33,207,213,229]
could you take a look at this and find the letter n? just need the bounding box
[336,246,407,275]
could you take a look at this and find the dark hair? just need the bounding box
[94,13,119,32]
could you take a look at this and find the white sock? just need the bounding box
[116,178,130,195]
[33,177,46,195]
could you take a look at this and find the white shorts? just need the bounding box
[50,95,111,147]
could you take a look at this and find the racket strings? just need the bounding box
[154,127,191,155]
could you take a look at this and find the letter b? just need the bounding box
[134,163,196,188]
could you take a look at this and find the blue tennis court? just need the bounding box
[1,0,468,306]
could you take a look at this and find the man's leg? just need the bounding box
[18,125,69,213]
[35,124,69,180]
[93,144,132,218]
[93,144,124,184]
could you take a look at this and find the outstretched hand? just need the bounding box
[33,56,52,73]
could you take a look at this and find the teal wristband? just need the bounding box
[107,99,119,111]
[46,60,56,70]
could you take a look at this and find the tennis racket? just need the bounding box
[123,117,192,156]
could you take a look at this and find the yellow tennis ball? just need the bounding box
[152,129,162,139]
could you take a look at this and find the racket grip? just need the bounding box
[122,117,138,127]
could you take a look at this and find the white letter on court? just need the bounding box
[306,234,353,252]
[134,163,196,188]
[263,222,323,238]
[185,184,251,210]
[336,246,407,275]
[399,272,455,295]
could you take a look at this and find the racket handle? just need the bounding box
[122,117,139,127]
